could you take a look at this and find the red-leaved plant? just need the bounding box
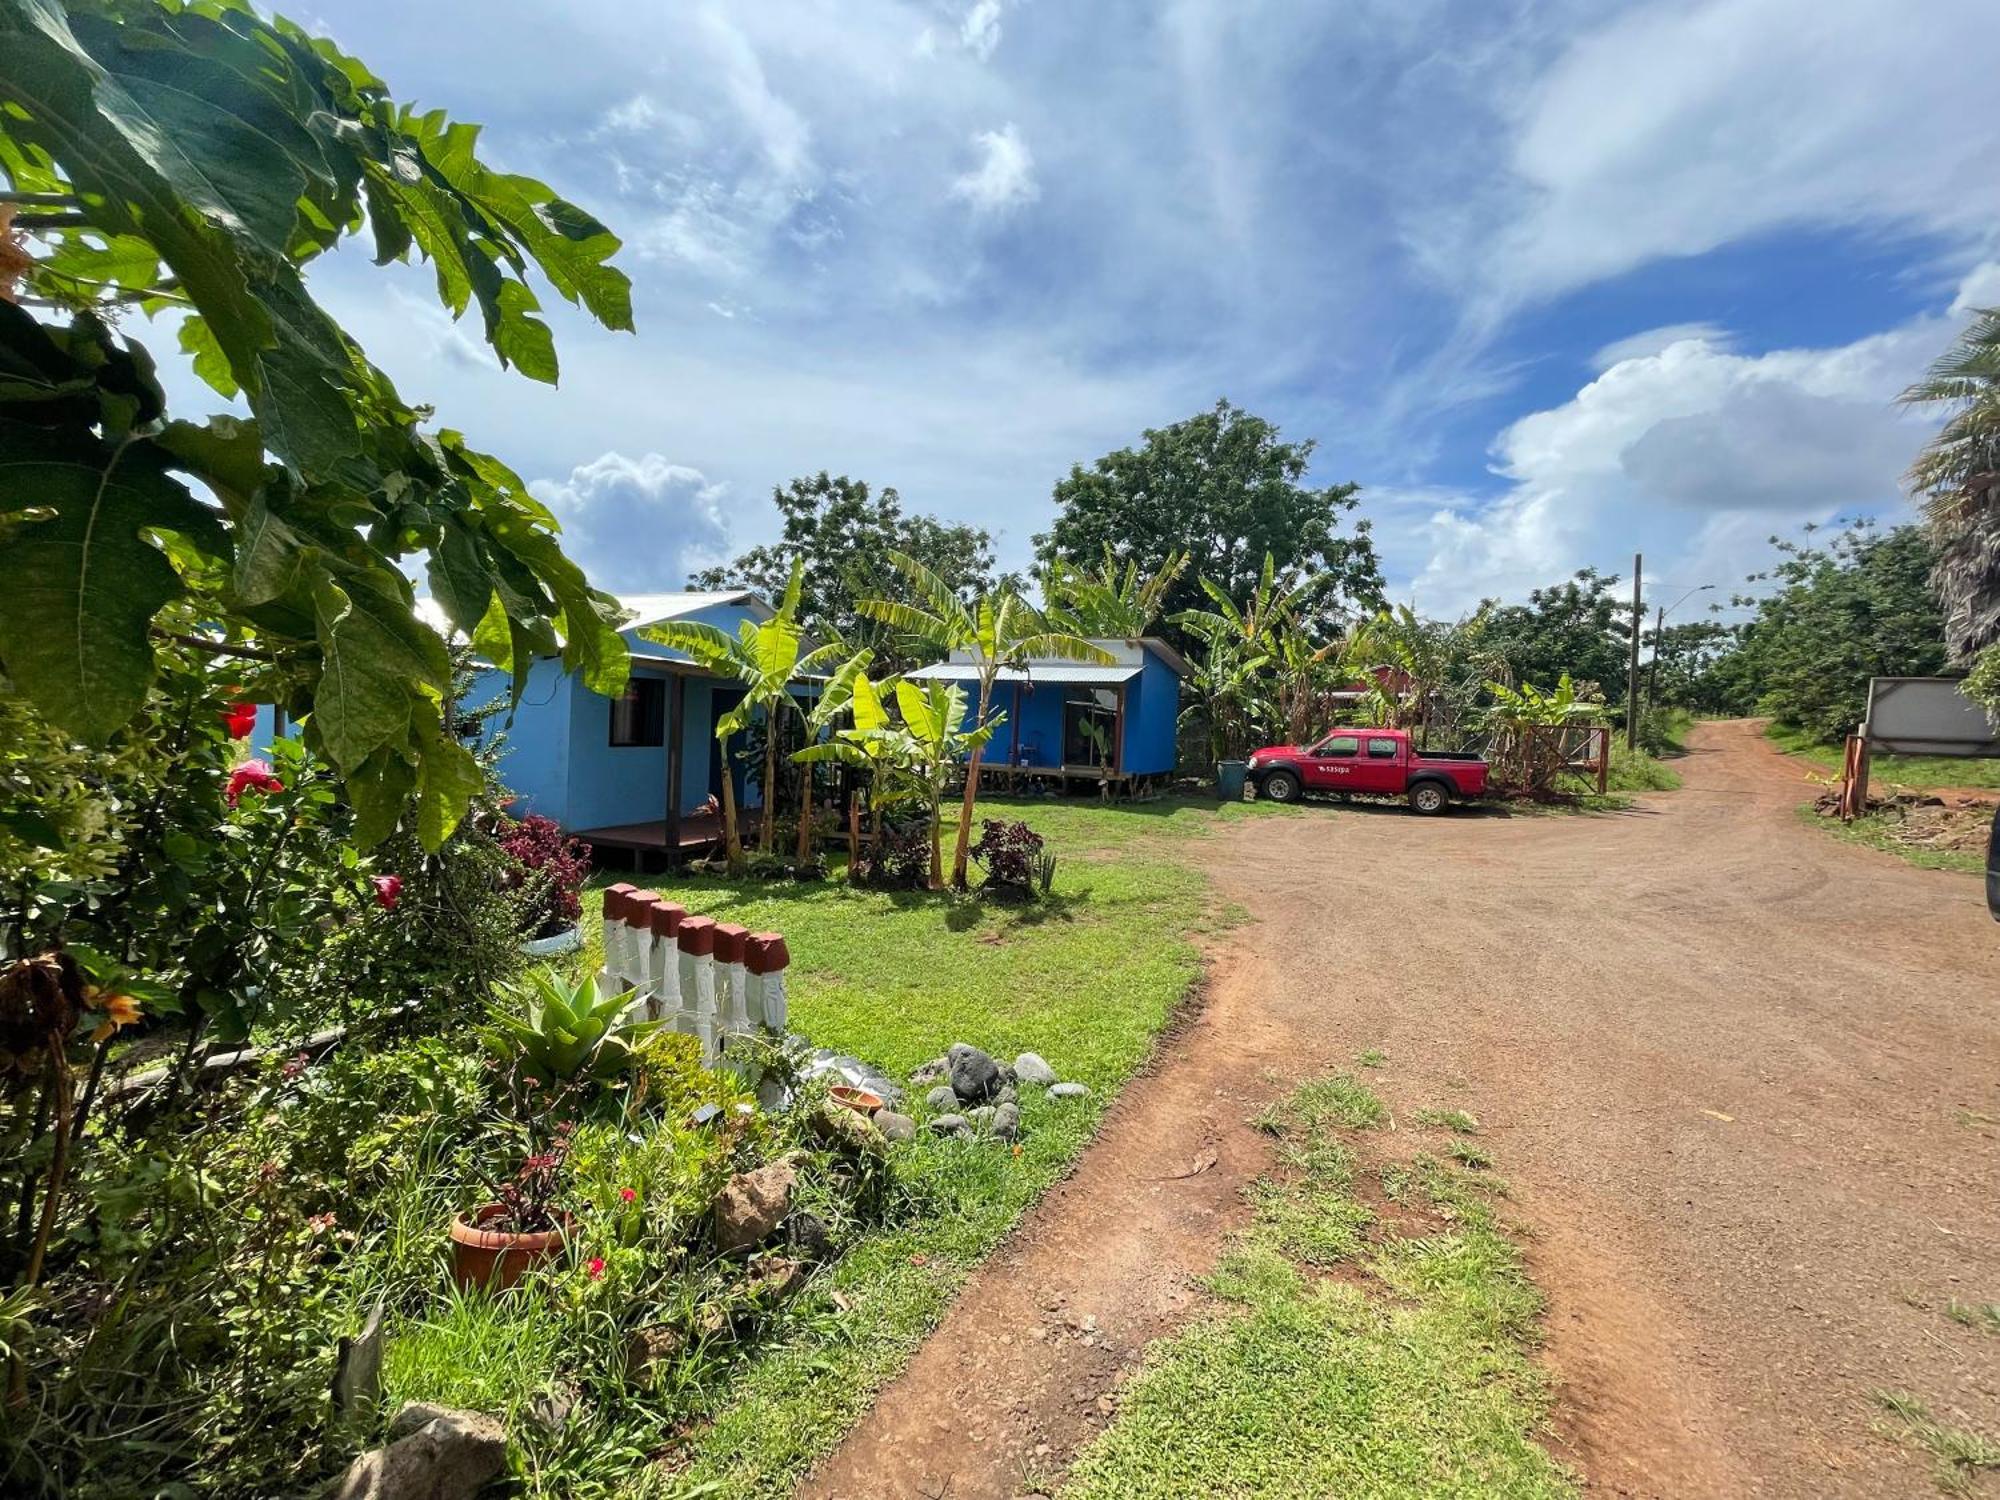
[497,815,592,940]
[491,1119,576,1234]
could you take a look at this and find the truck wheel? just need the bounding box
[1262,769,1302,803]
[1408,782,1448,815]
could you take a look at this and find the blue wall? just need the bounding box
[1122,653,1182,775]
[935,651,1182,774]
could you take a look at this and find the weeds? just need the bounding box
[1872,1391,2000,1495]
[1413,1106,1480,1134]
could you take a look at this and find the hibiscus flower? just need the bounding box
[222,701,257,739]
[225,759,284,806]
[372,874,403,911]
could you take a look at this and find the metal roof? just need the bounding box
[617,590,772,632]
[904,661,1141,685]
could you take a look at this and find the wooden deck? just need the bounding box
[575,812,724,859]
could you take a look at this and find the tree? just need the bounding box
[692,473,996,661]
[1479,569,1633,701]
[640,562,839,868]
[1041,546,1189,638]
[0,1,635,849]
[1035,400,1383,646]
[1172,553,1319,762]
[792,648,871,864]
[1349,604,1506,746]
[859,553,1108,889]
[1900,308,2000,658]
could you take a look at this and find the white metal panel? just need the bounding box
[1862,677,2000,757]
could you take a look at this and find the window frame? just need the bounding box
[608,676,668,748]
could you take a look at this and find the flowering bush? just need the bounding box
[969,818,1047,894]
[498,814,592,939]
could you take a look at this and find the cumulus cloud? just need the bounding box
[949,123,1038,214]
[1590,322,1734,371]
[529,453,733,593]
[960,0,1004,61]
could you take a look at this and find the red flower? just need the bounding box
[372,875,403,911]
[225,759,284,807]
[619,1187,636,1203]
[586,1256,606,1280]
[223,701,257,739]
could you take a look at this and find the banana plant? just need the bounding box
[1479,673,1604,792]
[859,552,1110,888]
[795,668,915,880]
[1041,546,1190,637]
[642,560,841,869]
[481,969,656,1088]
[789,647,873,864]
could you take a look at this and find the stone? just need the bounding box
[996,1083,1017,1105]
[810,1100,887,1157]
[331,1297,385,1421]
[625,1324,685,1384]
[926,1084,958,1111]
[789,1211,834,1262]
[1049,1082,1091,1100]
[326,1406,506,1500]
[874,1109,916,1142]
[714,1159,797,1254]
[968,1105,996,1129]
[909,1056,949,1085]
[948,1042,1001,1103]
[744,1257,807,1304]
[929,1113,970,1136]
[1014,1052,1057,1086]
[991,1102,1021,1140]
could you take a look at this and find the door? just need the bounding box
[1354,735,1405,794]
[1062,688,1118,769]
[1303,732,1361,790]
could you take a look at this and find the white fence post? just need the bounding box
[644,899,685,1023]
[677,915,718,1064]
[600,884,637,989]
[622,888,659,995]
[744,932,789,1034]
[712,922,749,1051]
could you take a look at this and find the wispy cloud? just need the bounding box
[949,123,1037,214]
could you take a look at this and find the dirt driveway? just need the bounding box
[804,720,2000,1499]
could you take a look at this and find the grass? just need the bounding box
[1792,805,1987,875]
[1060,1074,1574,1500]
[1357,1047,1388,1068]
[1873,1391,2000,1495]
[525,795,1255,1496]
[1766,722,2000,792]
[1944,1299,2000,1337]
[1412,1106,1480,1134]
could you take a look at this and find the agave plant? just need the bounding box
[482,969,656,1088]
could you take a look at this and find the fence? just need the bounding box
[599,884,789,1066]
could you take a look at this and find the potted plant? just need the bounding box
[498,814,591,956]
[451,1123,575,1291]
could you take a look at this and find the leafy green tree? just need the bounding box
[641,561,838,869]
[1041,546,1189,638]
[1703,524,1946,740]
[691,472,996,661]
[1172,553,1320,761]
[1479,569,1633,700]
[1035,399,1383,646]
[1349,604,1506,746]
[0,0,632,849]
[859,553,1108,889]
[1900,308,2000,657]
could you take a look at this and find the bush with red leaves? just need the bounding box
[498,815,592,939]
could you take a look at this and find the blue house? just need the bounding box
[905,637,1190,794]
[469,590,783,859]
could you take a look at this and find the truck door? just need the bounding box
[1356,735,1405,794]
[1305,733,1361,790]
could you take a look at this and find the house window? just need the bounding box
[1063,686,1118,768]
[609,678,666,747]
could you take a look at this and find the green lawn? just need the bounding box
[1061,1074,1575,1499]
[556,795,1287,1496]
[1766,722,2000,791]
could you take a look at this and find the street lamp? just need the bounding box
[1647,583,1715,710]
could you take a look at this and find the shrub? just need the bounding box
[970,818,1046,894]
[498,815,592,939]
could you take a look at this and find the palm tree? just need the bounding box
[859,553,1111,889]
[641,561,839,869]
[1901,308,2000,658]
[1171,553,1324,762]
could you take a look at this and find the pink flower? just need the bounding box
[225,759,284,807]
[223,701,257,739]
[619,1187,636,1203]
[372,875,403,911]
[586,1256,606,1280]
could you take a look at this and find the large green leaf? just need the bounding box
[309,572,450,770]
[0,421,227,741]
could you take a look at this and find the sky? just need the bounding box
[245,0,2000,624]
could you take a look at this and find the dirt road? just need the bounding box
[803,721,2000,1499]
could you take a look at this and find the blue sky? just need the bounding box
[256,0,2000,621]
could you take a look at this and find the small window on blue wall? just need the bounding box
[610,678,666,746]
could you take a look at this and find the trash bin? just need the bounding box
[1216,759,1248,802]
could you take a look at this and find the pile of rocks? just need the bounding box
[910,1042,1091,1141]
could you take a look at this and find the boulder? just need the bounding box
[968,1105,996,1129]
[744,1257,807,1304]
[1014,1052,1057,1087]
[789,1211,834,1262]
[326,1406,505,1500]
[714,1159,798,1254]
[948,1042,1001,1103]
[991,1102,1021,1141]
[929,1113,970,1137]
[925,1084,958,1111]
[874,1109,917,1142]
[1049,1082,1091,1101]
[996,1083,1018,1105]
[625,1324,684,1383]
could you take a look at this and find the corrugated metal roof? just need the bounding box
[617,590,771,631]
[905,661,1141,685]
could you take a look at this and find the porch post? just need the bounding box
[664,672,687,862]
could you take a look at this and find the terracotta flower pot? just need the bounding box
[829,1085,883,1116]
[449,1204,570,1292]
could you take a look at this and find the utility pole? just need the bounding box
[1625,553,1643,750]
[1647,604,1665,711]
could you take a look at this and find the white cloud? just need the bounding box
[1951,260,2000,316]
[529,453,733,592]
[960,0,1004,62]
[1590,322,1734,371]
[949,122,1037,214]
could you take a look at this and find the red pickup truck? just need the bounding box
[1245,728,1489,814]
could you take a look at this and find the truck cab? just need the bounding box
[1245,728,1489,814]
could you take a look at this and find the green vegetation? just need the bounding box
[1872,1391,2000,1496]
[1062,1074,1573,1500]
[1943,1299,2000,1337]
[1766,722,2000,791]
[1413,1106,1480,1134]
[1797,807,1987,875]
